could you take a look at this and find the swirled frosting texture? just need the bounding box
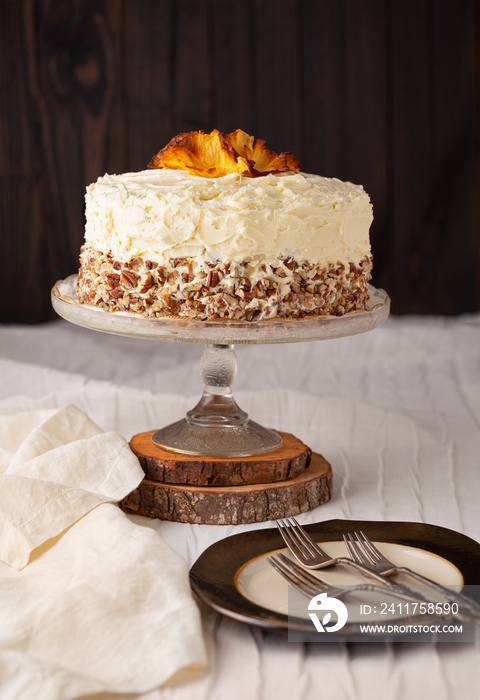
[84,169,372,266]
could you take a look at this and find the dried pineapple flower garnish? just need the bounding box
[148,129,302,178]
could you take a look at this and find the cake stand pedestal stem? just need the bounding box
[186,344,247,427]
[151,343,282,457]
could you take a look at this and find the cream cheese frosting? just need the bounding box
[84,169,372,267]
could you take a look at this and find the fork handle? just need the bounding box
[340,558,480,617]
[396,566,480,617]
[336,557,410,588]
[335,557,435,601]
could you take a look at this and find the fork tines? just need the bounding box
[268,552,324,598]
[344,531,383,565]
[356,531,383,562]
[276,517,324,557]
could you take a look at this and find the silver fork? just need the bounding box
[344,531,480,618]
[276,517,420,589]
[268,552,480,626]
[267,552,424,603]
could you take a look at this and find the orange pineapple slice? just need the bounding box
[148,129,301,178]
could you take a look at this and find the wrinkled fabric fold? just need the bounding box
[0,404,145,569]
[0,405,206,698]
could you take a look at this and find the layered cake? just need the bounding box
[77,129,373,321]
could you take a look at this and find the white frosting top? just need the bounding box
[84,169,372,266]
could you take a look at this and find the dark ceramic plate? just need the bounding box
[189,519,480,637]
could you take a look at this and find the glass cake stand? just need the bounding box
[51,274,390,457]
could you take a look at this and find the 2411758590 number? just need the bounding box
[359,601,460,616]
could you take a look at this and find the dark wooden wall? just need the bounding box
[1,0,478,323]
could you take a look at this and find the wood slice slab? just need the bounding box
[129,430,311,486]
[120,452,332,525]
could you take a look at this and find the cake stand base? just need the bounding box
[119,444,332,525]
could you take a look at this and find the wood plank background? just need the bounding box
[0,0,478,322]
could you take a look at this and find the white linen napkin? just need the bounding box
[0,405,206,699]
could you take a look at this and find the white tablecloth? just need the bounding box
[1,313,479,699]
